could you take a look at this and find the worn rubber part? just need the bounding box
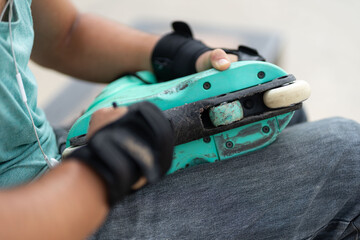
[67,102,174,207]
[152,21,212,82]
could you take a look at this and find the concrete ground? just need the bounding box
[31,0,360,125]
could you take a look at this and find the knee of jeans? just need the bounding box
[313,117,355,137]
[309,117,360,167]
[324,117,360,144]
[324,117,360,174]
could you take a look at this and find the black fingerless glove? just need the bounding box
[67,102,174,207]
[151,21,266,82]
[151,21,212,82]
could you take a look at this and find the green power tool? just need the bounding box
[64,61,311,174]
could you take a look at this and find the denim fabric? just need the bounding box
[89,117,360,240]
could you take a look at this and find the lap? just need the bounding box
[90,117,360,240]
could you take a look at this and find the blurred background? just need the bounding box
[30,0,360,127]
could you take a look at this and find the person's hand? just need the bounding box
[70,102,174,207]
[151,21,252,82]
[87,106,149,190]
[195,48,238,72]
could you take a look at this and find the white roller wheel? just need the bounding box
[263,80,311,109]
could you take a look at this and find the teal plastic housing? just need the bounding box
[66,61,294,174]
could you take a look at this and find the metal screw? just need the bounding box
[203,137,211,143]
[262,126,270,133]
[257,71,265,79]
[226,141,234,148]
[203,82,211,90]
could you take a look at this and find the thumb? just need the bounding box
[195,49,231,72]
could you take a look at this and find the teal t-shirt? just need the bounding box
[0,0,61,188]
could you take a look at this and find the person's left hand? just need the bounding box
[195,48,238,72]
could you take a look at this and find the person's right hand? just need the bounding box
[69,102,174,206]
[87,106,150,190]
[87,106,148,189]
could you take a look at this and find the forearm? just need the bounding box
[30,0,235,83]
[0,0,5,17]
[32,12,159,83]
[0,161,108,240]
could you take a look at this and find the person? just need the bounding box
[0,1,359,240]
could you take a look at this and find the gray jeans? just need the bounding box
[88,117,360,240]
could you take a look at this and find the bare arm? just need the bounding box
[30,0,159,83]
[0,107,142,240]
[0,0,5,16]
[30,0,236,83]
[0,161,108,240]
